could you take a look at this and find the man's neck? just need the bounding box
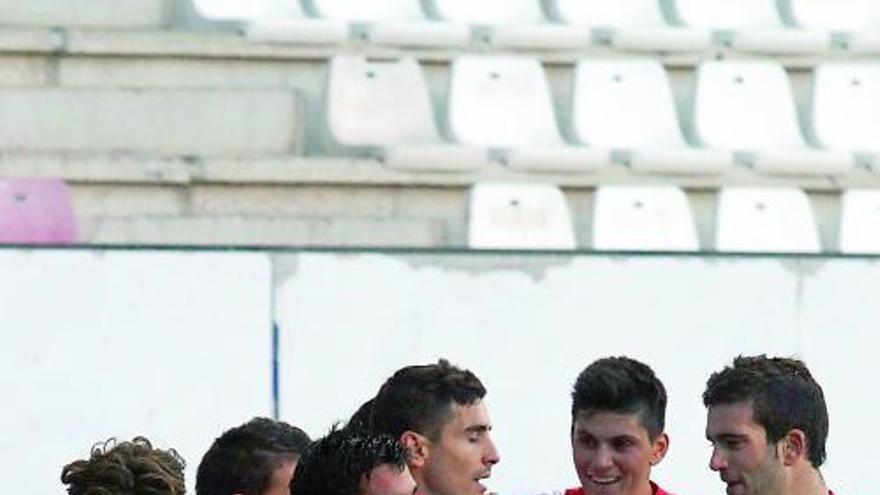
[785,467,828,495]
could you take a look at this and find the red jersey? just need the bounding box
[564,481,673,495]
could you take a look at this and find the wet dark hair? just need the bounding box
[371,359,486,440]
[703,355,829,467]
[291,427,408,495]
[196,417,311,495]
[571,356,667,440]
[62,437,185,495]
[347,398,375,432]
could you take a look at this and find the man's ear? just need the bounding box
[400,431,430,468]
[780,429,807,466]
[649,432,670,467]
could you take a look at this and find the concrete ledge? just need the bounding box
[0,153,873,191]
[0,0,165,28]
[0,27,864,69]
[0,89,301,156]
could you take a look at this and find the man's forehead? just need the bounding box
[444,400,492,429]
[706,401,762,434]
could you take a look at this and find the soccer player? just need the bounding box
[565,356,673,495]
[370,359,501,495]
[704,355,835,495]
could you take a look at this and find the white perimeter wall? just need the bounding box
[1,249,877,495]
[277,253,880,495]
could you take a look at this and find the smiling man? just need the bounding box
[370,359,501,495]
[564,356,672,495]
[704,355,834,495]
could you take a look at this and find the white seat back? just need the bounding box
[553,0,668,27]
[839,189,880,254]
[573,59,687,149]
[192,0,306,19]
[313,0,428,21]
[715,187,820,253]
[468,183,575,249]
[785,0,876,31]
[812,63,880,152]
[429,0,546,23]
[592,186,698,251]
[694,61,806,150]
[674,0,785,29]
[327,56,441,146]
[449,56,564,147]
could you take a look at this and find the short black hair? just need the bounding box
[62,437,186,495]
[196,417,311,495]
[291,427,409,495]
[347,398,375,432]
[571,356,667,440]
[703,355,829,467]
[371,359,486,440]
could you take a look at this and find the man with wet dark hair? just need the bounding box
[704,355,835,495]
[565,356,673,495]
[62,436,186,495]
[292,427,415,495]
[197,417,311,495]
[370,359,500,495]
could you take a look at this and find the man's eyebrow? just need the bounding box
[707,433,749,442]
[465,424,492,433]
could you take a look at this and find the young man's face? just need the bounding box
[706,401,785,495]
[362,464,417,495]
[571,410,668,495]
[263,459,297,495]
[419,400,500,495]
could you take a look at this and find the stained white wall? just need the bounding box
[0,250,273,495]
[277,253,879,495]
[1,249,875,495]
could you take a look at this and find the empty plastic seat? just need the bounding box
[784,0,880,53]
[811,63,880,164]
[839,189,880,254]
[715,187,820,253]
[427,0,589,49]
[312,0,469,47]
[0,179,77,245]
[592,185,698,251]
[326,56,488,171]
[672,0,830,53]
[573,58,731,174]
[175,0,349,44]
[448,56,609,173]
[549,0,711,52]
[693,60,852,175]
[468,183,575,249]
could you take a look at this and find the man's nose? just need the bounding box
[709,447,727,472]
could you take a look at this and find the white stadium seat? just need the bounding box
[573,58,731,174]
[839,189,880,254]
[784,0,880,53]
[715,187,820,253]
[811,63,880,165]
[427,0,590,49]
[693,60,852,175]
[468,183,576,249]
[326,56,488,171]
[448,56,610,173]
[179,0,348,44]
[671,0,830,53]
[311,0,469,47]
[549,0,711,52]
[592,185,699,251]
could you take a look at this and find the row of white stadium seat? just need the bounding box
[179,0,880,53]
[469,185,880,254]
[324,56,880,175]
